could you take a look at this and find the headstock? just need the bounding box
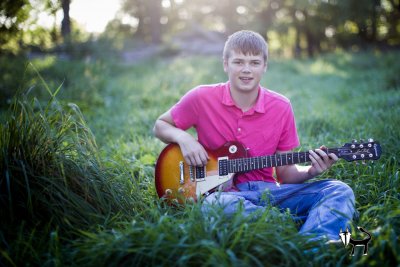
[338,139,382,162]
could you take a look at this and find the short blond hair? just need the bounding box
[223,30,268,63]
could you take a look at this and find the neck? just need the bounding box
[230,86,259,112]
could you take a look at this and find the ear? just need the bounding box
[223,59,228,73]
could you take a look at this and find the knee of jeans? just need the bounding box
[203,192,241,207]
[202,193,245,215]
[329,180,355,203]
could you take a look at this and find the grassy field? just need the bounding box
[0,50,399,266]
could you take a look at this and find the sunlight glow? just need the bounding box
[70,0,121,33]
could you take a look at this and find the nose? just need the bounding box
[241,63,251,73]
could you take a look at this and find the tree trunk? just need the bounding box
[134,0,146,38]
[61,0,71,42]
[292,8,301,58]
[304,11,314,57]
[148,0,161,44]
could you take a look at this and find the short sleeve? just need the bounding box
[277,103,300,151]
[170,88,199,130]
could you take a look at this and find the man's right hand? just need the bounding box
[153,110,209,167]
[177,132,209,167]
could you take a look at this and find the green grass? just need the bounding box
[0,50,399,266]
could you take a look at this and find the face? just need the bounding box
[223,50,267,94]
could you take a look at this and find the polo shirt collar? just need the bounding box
[222,82,266,114]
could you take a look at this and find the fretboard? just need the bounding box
[227,149,339,173]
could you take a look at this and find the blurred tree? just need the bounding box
[0,0,30,52]
[61,0,71,42]
[148,0,162,43]
[386,0,400,45]
[45,0,61,44]
[122,0,162,43]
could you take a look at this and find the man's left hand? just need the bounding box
[308,146,338,178]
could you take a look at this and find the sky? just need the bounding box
[70,0,121,32]
[37,0,122,33]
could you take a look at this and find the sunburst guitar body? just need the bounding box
[155,141,247,203]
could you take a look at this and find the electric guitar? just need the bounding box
[154,139,382,203]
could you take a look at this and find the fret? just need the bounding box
[224,146,351,174]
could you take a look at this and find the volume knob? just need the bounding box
[178,187,185,194]
[165,189,173,195]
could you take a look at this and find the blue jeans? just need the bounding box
[202,180,355,241]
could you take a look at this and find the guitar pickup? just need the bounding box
[195,166,206,181]
[179,161,184,184]
[218,157,229,177]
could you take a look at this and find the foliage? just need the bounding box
[0,0,30,51]
[0,55,115,109]
[0,50,399,266]
[2,0,400,57]
[119,0,400,55]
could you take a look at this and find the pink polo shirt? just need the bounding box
[171,82,300,184]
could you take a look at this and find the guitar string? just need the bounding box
[227,149,343,172]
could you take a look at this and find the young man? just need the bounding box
[153,30,355,242]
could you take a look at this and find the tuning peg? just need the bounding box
[360,139,365,143]
[368,138,374,142]
[362,160,366,165]
[352,139,358,143]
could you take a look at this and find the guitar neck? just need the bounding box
[227,148,340,173]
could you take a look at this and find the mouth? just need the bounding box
[239,77,253,82]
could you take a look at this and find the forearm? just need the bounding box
[153,117,208,166]
[153,119,189,144]
[276,147,338,184]
[277,164,314,184]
